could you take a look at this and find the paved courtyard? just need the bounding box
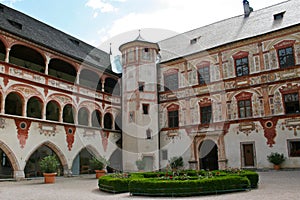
[0,170,299,200]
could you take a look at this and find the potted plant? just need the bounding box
[89,156,109,178]
[169,156,184,171]
[267,152,286,170]
[39,155,59,183]
[135,158,146,171]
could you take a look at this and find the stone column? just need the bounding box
[217,134,227,170]
[14,170,25,181]
[44,56,50,75]
[5,48,10,63]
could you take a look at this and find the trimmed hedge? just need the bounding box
[129,176,250,197]
[98,175,130,193]
[98,170,258,196]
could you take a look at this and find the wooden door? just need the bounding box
[243,144,254,166]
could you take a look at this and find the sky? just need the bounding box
[0,0,287,60]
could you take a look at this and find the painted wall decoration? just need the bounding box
[14,119,32,148]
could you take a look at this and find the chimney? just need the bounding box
[243,0,252,17]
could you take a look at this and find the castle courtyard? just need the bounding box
[0,170,299,200]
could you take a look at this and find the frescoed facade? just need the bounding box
[1,0,300,180]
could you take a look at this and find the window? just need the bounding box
[164,72,178,91]
[274,12,285,20]
[146,128,152,139]
[198,66,210,85]
[200,105,212,124]
[235,57,249,77]
[288,140,300,157]
[162,150,168,160]
[138,82,144,92]
[284,93,299,114]
[238,100,252,118]
[168,110,179,128]
[142,104,149,115]
[278,47,295,68]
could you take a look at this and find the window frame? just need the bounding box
[200,105,212,124]
[288,139,300,157]
[167,104,179,128]
[197,62,210,85]
[274,40,296,69]
[142,104,149,115]
[164,69,179,91]
[235,92,253,119]
[283,93,300,114]
[277,46,295,68]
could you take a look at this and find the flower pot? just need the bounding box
[95,170,106,179]
[273,165,280,170]
[43,173,57,184]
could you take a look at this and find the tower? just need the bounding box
[119,33,160,172]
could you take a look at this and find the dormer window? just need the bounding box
[274,11,285,20]
[190,38,197,45]
[8,19,22,30]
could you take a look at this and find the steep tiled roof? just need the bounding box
[0,3,112,72]
[158,0,300,63]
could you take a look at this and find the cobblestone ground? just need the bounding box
[0,170,300,200]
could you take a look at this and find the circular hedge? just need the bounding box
[98,170,259,197]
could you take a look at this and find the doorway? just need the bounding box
[242,143,255,167]
[199,140,219,170]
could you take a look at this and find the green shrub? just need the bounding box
[239,170,259,188]
[129,176,250,197]
[98,175,130,193]
[39,155,59,173]
[98,170,258,196]
[267,152,286,165]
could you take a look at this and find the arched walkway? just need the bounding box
[0,141,20,179]
[24,142,68,177]
[71,146,102,175]
[198,140,219,170]
[9,44,45,73]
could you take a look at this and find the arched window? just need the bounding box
[104,78,119,95]
[91,110,101,128]
[9,45,45,73]
[63,104,75,124]
[167,104,179,128]
[46,101,60,121]
[0,40,6,61]
[79,69,101,91]
[115,113,122,131]
[5,92,23,116]
[78,107,89,126]
[104,113,113,129]
[48,59,76,83]
[27,97,42,119]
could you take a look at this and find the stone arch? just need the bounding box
[9,44,45,73]
[104,112,113,129]
[79,68,101,91]
[70,145,103,175]
[27,96,43,119]
[46,100,60,121]
[0,140,20,175]
[5,92,24,116]
[48,58,77,83]
[78,107,89,126]
[24,141,68,174]
[196,138,219,171]
[0,38,6,61]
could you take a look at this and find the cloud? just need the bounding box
[85,0,118,13]
[0,0,22,6]
[103,0,242,40]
